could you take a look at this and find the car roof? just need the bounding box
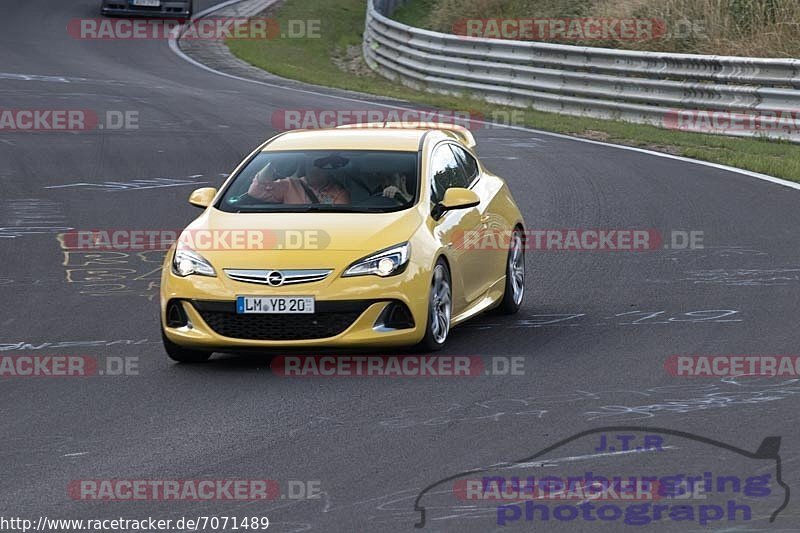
[261,128,440,152]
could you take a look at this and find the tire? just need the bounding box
[497,227,525,314]
[417,259,452,352]
[161,328,212,363]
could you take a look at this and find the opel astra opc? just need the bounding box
[160,123,526,362]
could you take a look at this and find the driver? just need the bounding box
[377,172,412,203]
[248,155,350,205]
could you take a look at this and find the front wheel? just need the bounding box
[417,260,452,352]
[162,328,212,363]
[497,227,525,314]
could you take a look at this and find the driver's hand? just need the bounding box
[382,185,400,198]
[255,165,272,184]
[248,176,286,202]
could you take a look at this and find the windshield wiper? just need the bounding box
[297,205,390,213]
[227,205,398,213]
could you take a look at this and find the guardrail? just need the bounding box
[363,0,800,142]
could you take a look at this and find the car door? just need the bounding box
[449,143,505,299]
[429,142,485,310]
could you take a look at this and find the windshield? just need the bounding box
[218,150,419,213]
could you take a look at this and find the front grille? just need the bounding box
[224,269,332,287]
[190,300,374,341]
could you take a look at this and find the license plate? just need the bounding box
[132,0,161,6]
[236,296,315,314]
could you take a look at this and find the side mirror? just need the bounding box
[432,187,480,220]
[188,187,217,209]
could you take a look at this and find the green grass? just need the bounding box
[226,0,800,182]
[391,0,434,28]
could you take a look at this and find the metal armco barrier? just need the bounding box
[363,0,800,142]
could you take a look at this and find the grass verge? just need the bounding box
[227,0,800,182]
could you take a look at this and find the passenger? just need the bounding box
[248,155,350,205]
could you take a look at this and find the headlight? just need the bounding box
[172,245,216,277]
[343,243,410,278]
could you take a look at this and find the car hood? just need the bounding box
[179,207,423,270]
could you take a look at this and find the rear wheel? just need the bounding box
[161,328,212,363]
[417,260,452,352]
[497,227,525,314]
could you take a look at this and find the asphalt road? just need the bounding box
[1,1,799,531]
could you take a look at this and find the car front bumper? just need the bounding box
[160,255,431,350]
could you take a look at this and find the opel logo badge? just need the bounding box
[266,270,284,287]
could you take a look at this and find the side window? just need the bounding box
[430,144,467,203]
[450,145,479,185]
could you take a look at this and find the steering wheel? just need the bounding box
[366,189,404,206]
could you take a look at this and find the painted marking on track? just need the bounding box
[503,445,678,469]
[0,72,73,83]
[45,177,209,191]
[0,339,151,352]
[0,199,72,238]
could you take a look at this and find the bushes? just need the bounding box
[395,0,800,56]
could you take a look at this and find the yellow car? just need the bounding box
[160,123,526,362]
